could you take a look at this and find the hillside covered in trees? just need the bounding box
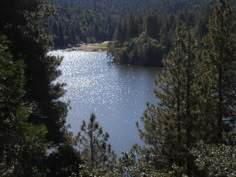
[0,0,236,177]
[49,0,229,66]
[48,0,210,48]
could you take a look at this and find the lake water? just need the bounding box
[49,50,160,155]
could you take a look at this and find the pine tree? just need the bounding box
[0,0,68,144]
[145,14,160,40]
[127,15,140,39]
[47,143,84,177]
[114,19,127,45]
[192,143,236,177]
[0,34,48,177]
[76,114,117,176]
[136,23,201,175]
[201,0,236,142]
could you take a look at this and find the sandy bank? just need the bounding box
[66,41,110,52]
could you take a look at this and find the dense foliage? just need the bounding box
[133,0,236,176]
[49,0,209,49]
[107,0,213,66]
[0,0,81,176]
[191,143,236,177]
[0,0,235,177]
[108,12,174,66]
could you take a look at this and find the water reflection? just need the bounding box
[50,50,160,155]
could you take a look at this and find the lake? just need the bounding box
[49,50,160,155]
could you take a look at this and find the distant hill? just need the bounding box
[48,0,212,48]
[48,0,235,49]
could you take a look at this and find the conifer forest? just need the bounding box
[0,0,236,177]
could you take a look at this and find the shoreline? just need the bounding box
[65,41,110,52]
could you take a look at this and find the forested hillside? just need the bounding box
[48,0,212,49]
[0,0,236,177]
[49,0,217,66]
[108,0,214,66]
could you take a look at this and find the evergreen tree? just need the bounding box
[0,0,71,176]
[127,15,140,39]
[47,143,84,177]
[114,19,127,45]
[145,14,160,40]
[0,34,48,177]
[0,0,68,144]
[201,0,236,141]
[191,143,236,177]
[136,23,201,175]
[76,114,117,176]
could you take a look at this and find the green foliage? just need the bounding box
[108,11,170,66]
[47,143,84,177]
[132,0,236,176]
[116,147,182,177]
[0,0,68,144]
[0,34,48,177]
[108,1,214,66]
[136,23,201,170]
[200,0,236,141]
[0,0,70,176]
[145,14,160,40]
[50,0,216,50]
[192,143,236,177]
[48,4,117,48]
[76,114,117,176]
[109,32,163,66]
[0,0,235,176]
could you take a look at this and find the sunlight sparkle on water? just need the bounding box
[49,50,159,155]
